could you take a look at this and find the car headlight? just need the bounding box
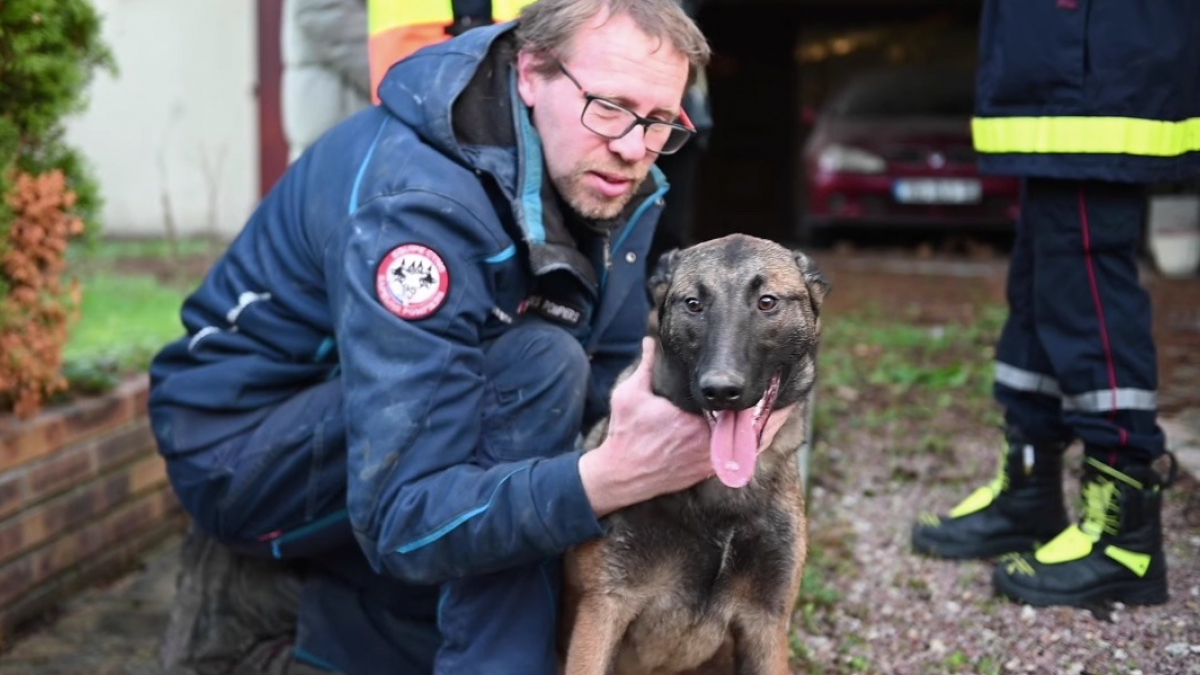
[816,144,886,174]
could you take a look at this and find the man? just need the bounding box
[149,2,784,673]
[912,0,1199,608]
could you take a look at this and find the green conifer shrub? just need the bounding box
[1,0,114,416]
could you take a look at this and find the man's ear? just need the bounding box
[515,49,541,107]
[792,249,830,315]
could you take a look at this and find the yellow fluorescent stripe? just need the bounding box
[369,3,453,34]
[973,116,1200,157]
[1105,545,1152,577]
[1034,524,1093,565]
[493,0,537,20]
[948,486,996,519]
[369,0,536,34]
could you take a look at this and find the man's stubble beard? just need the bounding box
[554,167,649,222]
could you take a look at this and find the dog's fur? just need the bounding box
[561,234,829,675]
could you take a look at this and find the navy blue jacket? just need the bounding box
[149,23,667,583]
[973,0,1200,183]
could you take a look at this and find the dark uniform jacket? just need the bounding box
[973,0,1200,183]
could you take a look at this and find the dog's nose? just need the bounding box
[699,372,744,408]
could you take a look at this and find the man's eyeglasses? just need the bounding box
[554,59,694,156]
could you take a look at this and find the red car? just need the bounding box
[797,66,1020,245]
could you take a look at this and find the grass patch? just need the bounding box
[819,302,1004,395]
[60,272,188,392]
[66,235,223,264]
[790,519,859,670]
[50,238,217,397]
[812,301,1006,445]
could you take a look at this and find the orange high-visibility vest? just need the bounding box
[368,0,534,103]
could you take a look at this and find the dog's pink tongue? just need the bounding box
[710,408,759,488]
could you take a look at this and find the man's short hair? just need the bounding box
[514,0,711,87]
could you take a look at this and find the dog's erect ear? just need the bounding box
[792,249,830,315]
[647,248,679,310]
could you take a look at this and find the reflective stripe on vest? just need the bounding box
[972,116,1200,157]
[367,1,534,102]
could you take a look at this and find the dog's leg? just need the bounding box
[730,612,793,675]
[733,537,808,674]
[564,592,636,675]
[562,540,638,675]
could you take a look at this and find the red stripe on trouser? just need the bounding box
[1077,184,1127,464]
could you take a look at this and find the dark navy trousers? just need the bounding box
[155,318,590,674]
[994,177,1165,463]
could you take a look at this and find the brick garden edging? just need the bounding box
[0,376,186,647]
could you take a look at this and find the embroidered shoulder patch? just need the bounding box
[376,244,449,320]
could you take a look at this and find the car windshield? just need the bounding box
[828,69,975,119]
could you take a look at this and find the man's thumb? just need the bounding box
[628,336,656,384]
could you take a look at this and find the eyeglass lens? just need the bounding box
[582,98,690,154]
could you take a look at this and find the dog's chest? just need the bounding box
[597,495,798,672]
[605,494,796,612]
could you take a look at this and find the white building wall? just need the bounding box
[65,0,259,239]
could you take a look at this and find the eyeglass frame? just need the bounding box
[549,54,695,156]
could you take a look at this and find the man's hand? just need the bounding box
[579,337,713,517]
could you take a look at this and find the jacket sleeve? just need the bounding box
[582,291,646,430]
[328,189,604,586]
[293,0,370,97]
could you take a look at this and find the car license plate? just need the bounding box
[893,179,982,204]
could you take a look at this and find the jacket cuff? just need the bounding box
[530,451,605,549]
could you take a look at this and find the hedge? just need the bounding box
[0,0,114,417]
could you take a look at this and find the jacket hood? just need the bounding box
[377,22,516,178]
[375,22,667,289]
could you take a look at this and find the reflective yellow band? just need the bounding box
[973,116,1200,157]
[369,1,533,35]
[493,0,535,21]
[1034,524,1092,565]
[948,485,997,519]
[1105,545,1152,577]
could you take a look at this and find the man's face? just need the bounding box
[516,12,689,222]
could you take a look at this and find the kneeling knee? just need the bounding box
[486,320,589,392]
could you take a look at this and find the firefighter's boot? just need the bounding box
[912,435,1070,559]
[993,454,1175,607]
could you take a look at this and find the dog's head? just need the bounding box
[647,234,829,488]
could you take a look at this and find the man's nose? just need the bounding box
[607,125,650,163]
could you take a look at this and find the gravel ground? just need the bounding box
[792,426,1200,675]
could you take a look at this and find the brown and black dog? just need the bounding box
[561,234,829,675]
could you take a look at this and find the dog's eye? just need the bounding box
[757,295,778,311]
[684,297,703,313]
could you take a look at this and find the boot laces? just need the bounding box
[1078,476,1119,541]
[1000,552,1035,576]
